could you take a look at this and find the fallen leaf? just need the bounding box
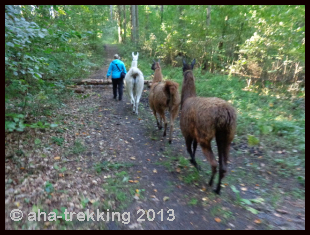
[54,156,61,160]
[202,197,208,201]
[150,195,156,198]
[20,167,25,170]
[153,169,157,173]
[215,217,221,223]
[153,189,157,193]
[130,157,136,160]
[128,180,134,183]
[254,219,261,224]
[133,180,139,183]
[147,159,150,161]
[59,173,64,177]
[77,167,81,171]
[135,189,140,193]
[163,196,169,201]
[137,171,141,173]
[176,168,181,173]
[241,187,247,191]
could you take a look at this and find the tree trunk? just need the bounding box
[123,5,126,43]
[131,5,136,44]
[110,5,113,21]
[145,5,149,31]
[71,79,152,86]
[161,5,164,24]
[206,5,211,26]
[117,5,122,43]
[135,5,139,44]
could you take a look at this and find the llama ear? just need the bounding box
[183,58,187,66]
[132,52,134,57]
[137,52,139,57]
[191,59,196,68]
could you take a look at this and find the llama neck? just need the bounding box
[131,61,137,68]
[153,68,163,83]
[181,71,196,108]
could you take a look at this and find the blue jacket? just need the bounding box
[106,59,127,79]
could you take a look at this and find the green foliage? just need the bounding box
[51,136,64,146]
[5,5,109,133]
[247,135,260,146]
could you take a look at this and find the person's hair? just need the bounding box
[114,54,120,59]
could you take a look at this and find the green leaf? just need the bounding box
[246,206,259,214]
[250,197,265,204]
[35,138,41,145]
[230,185,240,193]
[247,135,260,146]
[5,121,16,132]
[240,198,252,205]
[53,163,59,170]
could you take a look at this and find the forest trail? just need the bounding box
[5,45,304,230]
[85,45,305,230]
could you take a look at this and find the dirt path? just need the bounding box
[5,45,304,230]
[85,45,305,230]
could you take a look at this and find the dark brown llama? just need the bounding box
[180,59,237,194]
[149,60,180,144]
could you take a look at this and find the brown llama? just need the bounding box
[149,60,180,144]
[180,58,237,194]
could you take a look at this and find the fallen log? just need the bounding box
[71,79,153,86]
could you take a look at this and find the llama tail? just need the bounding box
[164,81,180,109]
[130,67,141,79]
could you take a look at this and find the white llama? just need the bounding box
[124,52,145,115]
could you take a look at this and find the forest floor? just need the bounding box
[5,45,305,230]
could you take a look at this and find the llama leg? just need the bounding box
[168,122,173,144]
[135,97,139,115]
[159,112,167,137]
[214,132,231,195]
[168,107,178,144]
[185,137,200,170]
[135,91,142,115]
[152,110,161,129]
[192,139,198,157]
[200,141,217,186]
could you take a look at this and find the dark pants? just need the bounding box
[112,78,124,100]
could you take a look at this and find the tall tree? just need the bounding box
[117,5,122,43]
[160,5,164,24]
[110,5,113,20]
[206,5,211,26]
[131,5,136,44]
[123,5,126,43]
[135,5,139,44]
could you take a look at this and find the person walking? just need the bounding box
[106,54,127,101]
